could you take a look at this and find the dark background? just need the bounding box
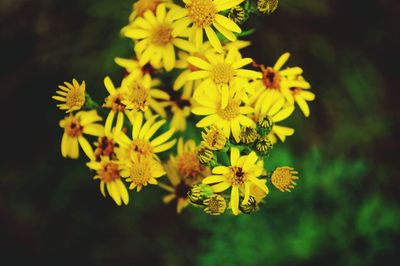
[1,0,399,265]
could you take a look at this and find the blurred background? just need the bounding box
[1,0,399,265]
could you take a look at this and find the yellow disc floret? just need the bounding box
[271,166,299,192]
[186,0,217,28]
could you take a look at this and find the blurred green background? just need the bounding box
[1,0,399,265]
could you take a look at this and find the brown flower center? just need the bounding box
[99,162,120,183]
[131,139,154,157]
[228,166,247,186]
[176,152,205,181]
[262,67,281,89]
[64,117,83,137]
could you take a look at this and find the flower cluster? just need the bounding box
[53,0,314,215]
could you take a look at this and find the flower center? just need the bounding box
[125,81,149,110]
[129,160,152,185]
[134,0,160,17]
[99,162,120,183]
[211,63,235,84]
[202,126,226,150]
[206,194,226,214]
[151,23,173,46]
[227,166,247,186]
[65,88,85,109]
[64,117,83,137]
[217,100,241,121]
[95,137,116,160]
[176,152,205,180]
[186,0,217,28]
[131,139,154,157]
[262,67,281,89]
[271,166,297,192]
[104,94,126,112]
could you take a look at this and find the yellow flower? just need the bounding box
[228,5,246,25]
[202,147,268,215]
[271,166,299,192]
[115,112,176,162]
[171,0,245,52]
[127,0,173,22]
[192,86,255,143]
[289,75,316,117]
[203,194,227,215]
[201,126,227,150]
[255,97,295,143]
[53,79,85,113]
[102,75,169,135]
[188,48,261,101]
[164,85,192,132]
[160,139,210,213]
[124,4,195,71]
[121,74,170,117]
[250,52,311,113]
[59,110,104,160]
[94,134,117,161]
[87,157,129,206]
[120,153,166,192]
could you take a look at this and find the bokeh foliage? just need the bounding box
[0,0,399,265]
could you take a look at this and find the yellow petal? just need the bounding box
[215,14,241,33]
[230,186,240,215]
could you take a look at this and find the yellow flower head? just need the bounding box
[192,85,255,143]
[255,97,295,143]
[59,110,104,160]
[201,125,227,150]
[171,0,245,52]
[250,52,311,113]
[87,157,129,206]
[115,112,176,162]
[271,166,299,192]
[197,143,214,164]
[121,153,166,192]
[203,194,227,215]
[187,48,261,99]
[124,4,196,71]
[159,138,210,214]
[53,79,85,113]
[202,147,268,215]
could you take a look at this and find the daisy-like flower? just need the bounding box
[188,48,261,103]
[250,52,311,113]
[159,138,210,213]
[53,79,85,113]
[87,157,129,206]
[124,4,195,71]
[115,112,176,162]
[288,75,316,117]
[59,110,104,160]
[171,0,245,52]
[192,86,255,143]
[271,166,299,192]
[255,97,295,143]
[121,74,170,118]
[102,75,169,135]
[120,153,166,192]
[202,147,268,215]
